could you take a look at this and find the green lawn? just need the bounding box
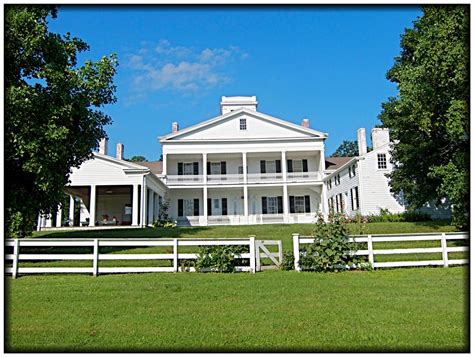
[6,267,468,352]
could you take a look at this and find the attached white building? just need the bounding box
[325,128,405,217]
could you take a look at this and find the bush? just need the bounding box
[299,213,365,272]
[153,200,177,228]
[367,208,432,223]
[280,250,295,271]
[195,245,248,273]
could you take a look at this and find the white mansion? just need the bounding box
[37,96,448,229]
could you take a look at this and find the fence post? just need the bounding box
[173,239,178,272]
[277,240,283,267]
[93,239,99,277]
[251,236,260,272]
[12,239,20,279]
[292,233,300,272]
[367,234,374,268]
[441,233,449,267]
[249,236,256,274]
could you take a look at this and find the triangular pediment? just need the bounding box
[160,108,327,142]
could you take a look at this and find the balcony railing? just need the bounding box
[287,171,321,182]
[207,174,243,184]
[166,175,203,185]
[247,173,284,183]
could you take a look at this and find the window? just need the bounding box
[351,187,360,211]
[294,196,306,214]
[349,164,357,178]
[210,162,221,175]
[240,118,247,130]
[267,197,278,214]
[293,160,303,172]
[327,178,332,189]
[377,153,387,169]
[184,199,194,216]
[335,174,341,186]
[183,163,194,175]
[335,193,344,213]
[266,161,276,173]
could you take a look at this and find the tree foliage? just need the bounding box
[330,140,359,157]
[127,155,147,162]
[5,5,118,236]
[379,6,469,228]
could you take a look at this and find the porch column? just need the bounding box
[132,183,139,226]
[242,152,247,184]
[162,153,167,175]
[322,184,329,221]
[55,206,62,227]
[147,189,154,226]
[203,187,208,226]
[69,195,75,226]
[45,214,52,228]
[37,213,42,231]
[203,153,207,184]
[243,186,249,220]
[89,185,96,227]
[281,151,287,181]
[283,185,289,223]
[140,178,146,227]
[154,192,159,221]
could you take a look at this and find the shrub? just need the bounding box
[367,208,432,223]
[299,213,365,272]
[280,250,295,271]
[153,200,177,228]
[195,245,248,273]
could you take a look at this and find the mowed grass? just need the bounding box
[6,267,468,352]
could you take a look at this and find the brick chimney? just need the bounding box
[172,122,179,134]
[301,118,310,128]
[116,143,124,160]
[357,128,367,156]
[99,137,108,155]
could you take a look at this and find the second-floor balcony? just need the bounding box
[165,171,321,185]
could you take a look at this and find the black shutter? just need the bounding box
[222,198,228,215]
[262,197,267,214]
[207,162,211,175]
[355,187,359,209]
[193,199,199,216]
[260,160,266,173]
[207,198,212,216]
[178,199,184,216]
[178,162,183,175]
[287,160,293,173]
[277,196,283,214]
[302,159,308,172]
[289,196,295,213]
[221,161,226,175]
[304,195,311,213]
[193,162,199,175]
[276,160,281,173]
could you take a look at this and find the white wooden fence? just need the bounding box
[5,237,282,277]
[292,232,468,271]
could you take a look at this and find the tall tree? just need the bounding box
[379,6,468,228]
[330,140,359,157]
[5,5,118,236]
[127,156,147,162]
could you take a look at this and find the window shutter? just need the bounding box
[276,160,281,173]
[289,196,295,213]
[178,199,183,216]
[350,189,355,211]
[221,161,226,175]
[304,195,310,213]
[277,196,283,214]
[178,162,183,175]
[207,198,212,216]
[302,159,308,172]
[355,187,359,209]
[193,199,199,216]
[193,162,199,175]
[207,162,211,175]
[262,197,267,214]
[260,160,266,173]
[287,160,293,173]
[222,198,228,215]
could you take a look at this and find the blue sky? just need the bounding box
[49,5,422,161]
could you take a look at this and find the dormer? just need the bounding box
[220,96,258,114]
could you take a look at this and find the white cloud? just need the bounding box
[126,40,247,95]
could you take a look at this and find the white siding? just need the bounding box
[326,162,361,217]
[69,158,142,186]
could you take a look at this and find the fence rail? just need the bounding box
[292,232,468,271]
[5,237,283,277]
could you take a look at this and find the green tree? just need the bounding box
[5,5,118,236]
[330,140,359,157]
[127,155,147,162]
[379,6,468,228]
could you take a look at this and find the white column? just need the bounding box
[322,183,329,221]
[147,189,154,226]
[45,214,52,228]
[132,184,139,226]
[37,213,42,231]
[203,153,207,184]
[242,152,247,184]
[89,185,96,227]
[203,187,208,226]
[283,185,289,223]
[140,177,146,227]
[244,186,249,220]
[55,206,62,227]
[162,153,167,175]
[69,195,75,226]
[281,151,287,181]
